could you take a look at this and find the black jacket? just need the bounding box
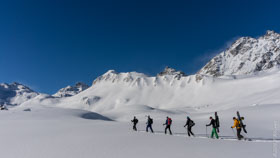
[206,119,217,128]
[184,118,194,127]
[131,118,138,124]
[147,118,153,125]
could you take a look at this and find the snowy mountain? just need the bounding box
[53,66,280,120]
[53,82,89,97]
[92,67,189,88]
[92,70,148,85]
[3,30,280,158]
[157,66,186,79]
[198,30,280,77]
[8,30,280,117]
[0,82,39,106]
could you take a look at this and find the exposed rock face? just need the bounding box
[198,30,280,77]
[0,82,39,106]
[157,66,186,80]
[53,82,89,97]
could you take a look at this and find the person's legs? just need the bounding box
[211,128,219,139]
[237,128,243,140]
[211,128,214,138]
[213,128,219,139]
[168,126,172,135]
[165,126,168,134]
[150,125,154,133]
[187,129,191,136]
[188,127,194,136]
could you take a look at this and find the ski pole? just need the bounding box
[183,126,187,136]
[231,128,237,139]
[206,126,208,138]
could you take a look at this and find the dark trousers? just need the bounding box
[237,128,243,140]
[133,124,137,131]
[165,125,172,135]
[146,124,154,133]
[187,126,194,136]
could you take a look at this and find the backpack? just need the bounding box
[213,119,217,128]
[189,120,195,127]
[237,120,241,128]
[149,118,153,125]
[135,119,138,124]
[168,118,172,125]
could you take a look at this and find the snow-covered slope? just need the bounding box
[198,30,280,76]
[53,67,280,120]
[11,30,280,120]
[53,82,89,97]
[0,82,39,106]
[2,31,280,158]
[0,105,277,158]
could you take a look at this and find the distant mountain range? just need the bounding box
[1,30,280,109]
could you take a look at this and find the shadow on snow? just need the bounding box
[80,112,113,121]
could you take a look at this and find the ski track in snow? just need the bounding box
[137,130,280,143]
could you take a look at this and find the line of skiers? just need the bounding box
[131,111,247,140]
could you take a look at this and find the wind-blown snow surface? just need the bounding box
[1,72,280,158]
[7,66,279,158]
[49,69,280,121]
[0,105,279,158]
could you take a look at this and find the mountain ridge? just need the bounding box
[2,30,280,107]
[198,30,280,76]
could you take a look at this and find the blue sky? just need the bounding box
[0,0,280,94]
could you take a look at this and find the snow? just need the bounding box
[53,82,89,97]
[0,82,38,106]
[0,69,277,158]
[0,105,278,158]
[199,30,280,76]
[1,30,280,158]
[46,68,280,121]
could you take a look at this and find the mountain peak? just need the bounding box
[157,66,186,79]
[0,82,38,106]
[93,70,148,85]
[104,70,117,75]
[75,82,89,88]
[265,30,277,36]
[198,30,280,77]
[53,82,89,98]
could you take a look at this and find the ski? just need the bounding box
[215,112,220,133]
[237,111,247,133]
